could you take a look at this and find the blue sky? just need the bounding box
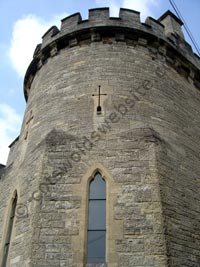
[0,0,199,164]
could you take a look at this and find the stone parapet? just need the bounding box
[24,8,200,101]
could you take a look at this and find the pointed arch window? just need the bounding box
[87,172,106,264]
[2,193,17,267]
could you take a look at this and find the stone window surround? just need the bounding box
[0,190,18,267]
[73,163,122,267]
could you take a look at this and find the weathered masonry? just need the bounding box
[0,7,200,267]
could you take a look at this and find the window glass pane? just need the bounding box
[87,173,106,264]
[90,173,106,199]
[88,200,106,230]
[87,231,106,263]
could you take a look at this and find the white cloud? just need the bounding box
[122,0,161,20]
[95,0,120,16]
[96,0,161,20]
[9,13,68,78]
[0,104,22,164]
[110,0,120,16]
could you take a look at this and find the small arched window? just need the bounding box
[2,193,17,267]
[87,172,106,264]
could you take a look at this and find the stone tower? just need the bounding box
[0,7,200,267]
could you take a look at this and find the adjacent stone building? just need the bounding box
[0,7,200,267]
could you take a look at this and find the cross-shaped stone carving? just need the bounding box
[92,85,107,115]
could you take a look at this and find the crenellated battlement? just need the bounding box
[40,8,142,49]
[24,7,200,100]
[41,8,149,47]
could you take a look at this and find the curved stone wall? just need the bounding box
[0,8,200,267]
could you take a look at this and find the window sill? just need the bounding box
[86,263,107,267]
